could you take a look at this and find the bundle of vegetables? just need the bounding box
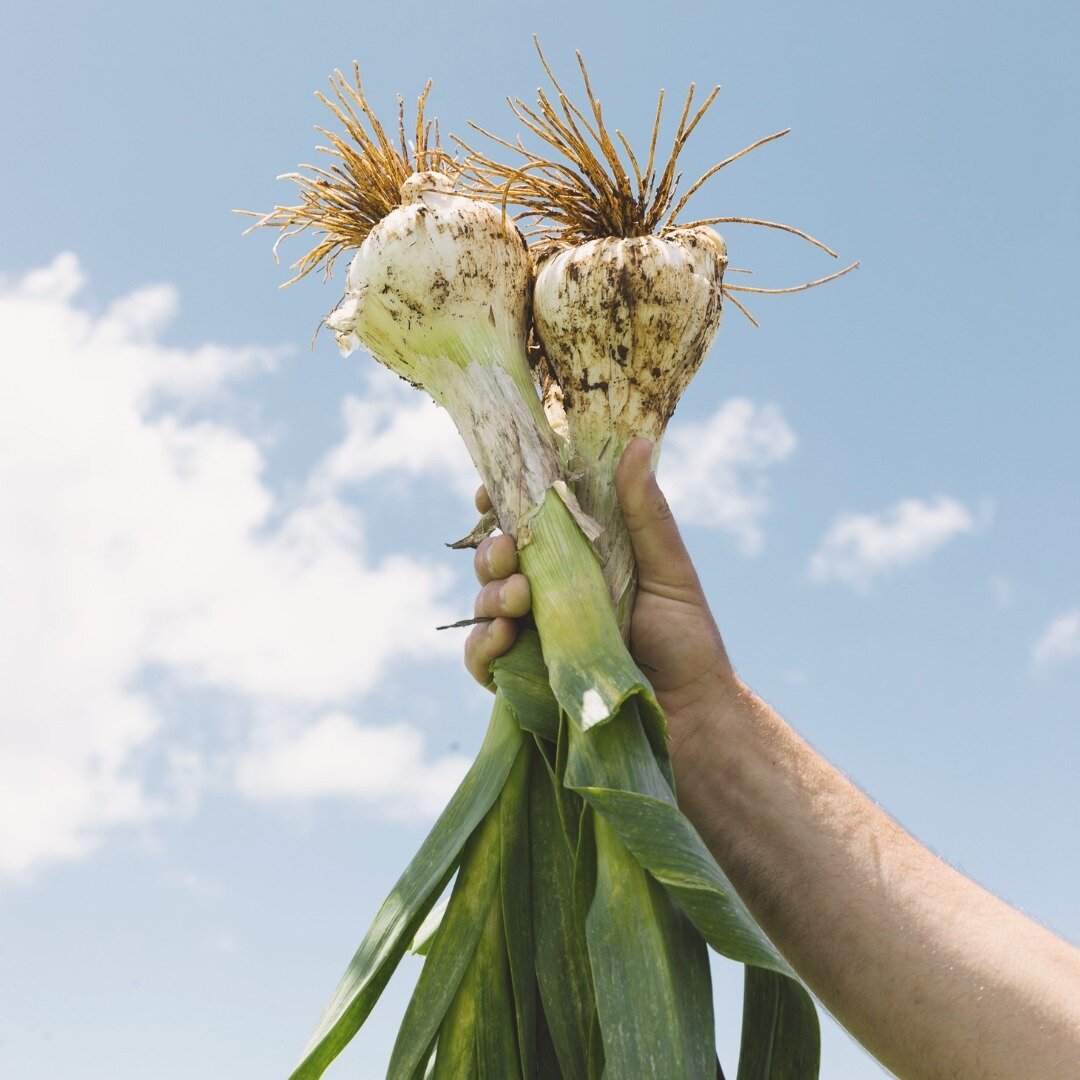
[243,45,855,1080]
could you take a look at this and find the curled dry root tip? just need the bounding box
[458,37,856,319]
[720,261,860,327]
[236,64,453,286]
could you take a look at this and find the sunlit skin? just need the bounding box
[465,437,1080,1080]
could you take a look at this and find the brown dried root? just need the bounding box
[458,37,857,324]
[236,64,453,286]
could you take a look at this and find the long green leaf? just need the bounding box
[502,631,819,1075]
[420,746,537,1080]
[411,1036,438,1080]
[517,491,664,734]
[389,771,507,1079]
[492,628,559,742]
[736,968,820,1080]
[586,811,716,1080]
[528,747,595,1080]
[409,899,448,958]
[475,881,521,1080]
[290,696,522,1080]
[500,744,536,1080]
[553,705,585,848]
[421,1045,438,1080]
[431,950,478,1080]
[567,802,603,1080]
[565,705,821,1076]
[535,993,565,1080]
[565,706,799,976]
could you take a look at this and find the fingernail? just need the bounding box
[497,581,509,606]
[485,545,497,574]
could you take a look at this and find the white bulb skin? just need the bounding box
[326,171,532,388]
[532,227,727,627]
[532,227,727,446]
[324,171,562,531]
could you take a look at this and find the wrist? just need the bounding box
[665,663,748,770]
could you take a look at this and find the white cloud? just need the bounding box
[809,497,976,591]
[310,369,478,500]
[235,712,470,819]
[0,255,467,880]
[660,399,797,555]
[1031,611,1080,668]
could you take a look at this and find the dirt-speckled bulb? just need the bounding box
[532,227,728,626]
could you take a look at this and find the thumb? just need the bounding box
[615,439,703,601]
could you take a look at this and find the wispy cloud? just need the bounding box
[660,399,797,555]
[809,496,977,591]
[1031,610,1080,668]
[0,255,468,880]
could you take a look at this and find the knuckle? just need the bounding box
[505,574,531,616]
[649,488,674,524]
[464,624,491,676]
[491,534,517,573]
[474,581,501,618]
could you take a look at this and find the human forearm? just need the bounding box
[671,677,1080,1079]
[465,448,1080,1077]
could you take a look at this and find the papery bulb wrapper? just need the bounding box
[533,227,728,627]
[324,171,561,533]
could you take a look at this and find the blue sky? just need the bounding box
[1,2,1077,1078]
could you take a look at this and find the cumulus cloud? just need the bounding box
[1031,611,1080,668]
[660,399,797,555]
[0,255,805,880]
[310,370,478,499]
[809,497,976,591]
[0,255,465,879]
[235,713,470,819]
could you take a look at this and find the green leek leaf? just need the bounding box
[431,951,477,1080]
[565,708,798,975]
[475,881,521,1080]
[587,812,716,1080]
[492,628,559,742]
[389,788,505,1079]
[529,748,596,1080]
[518,492,664,734]
[565,708,820,1077]
[499,743,536,1079]
[736,967,820,1080]
[535,993,565,1080]
[289,696,522,1080]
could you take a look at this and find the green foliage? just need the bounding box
[289,612,819,1080]
[288,698,522,1079]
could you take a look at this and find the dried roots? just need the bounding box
[459,38,857,324]
[237,65,452,286]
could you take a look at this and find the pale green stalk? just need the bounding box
[324,171,657,731]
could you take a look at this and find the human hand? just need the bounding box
[462,485,531,687]
[464,438,736,759]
